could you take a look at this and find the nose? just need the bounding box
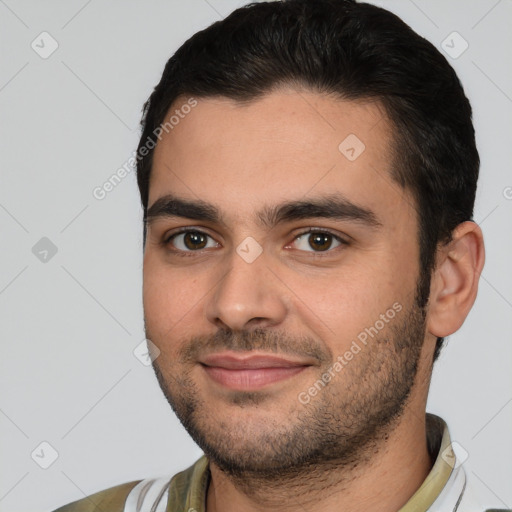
[203,243,288,331]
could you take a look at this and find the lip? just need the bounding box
[201,351,311,369]
[200,351,312,390]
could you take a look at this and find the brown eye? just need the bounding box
[166,230,218,252]
[292,230,345,253]
[183,231,207,250]
[308,233,333,251]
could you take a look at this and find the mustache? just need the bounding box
[178,328,331,365]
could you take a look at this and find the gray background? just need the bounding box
[0,1,511,511]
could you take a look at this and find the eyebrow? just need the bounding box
[145,193,382,230]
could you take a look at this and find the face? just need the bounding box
[143,87,429,479]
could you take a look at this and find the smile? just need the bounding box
[199,352,312,390]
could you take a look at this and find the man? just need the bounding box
[53,0,507,511]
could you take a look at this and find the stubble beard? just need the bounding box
[149,290,427,492]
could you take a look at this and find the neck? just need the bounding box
[206,409,432,512]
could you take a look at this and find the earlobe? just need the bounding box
[427,221,485,338]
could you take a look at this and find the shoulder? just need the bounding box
[51,456,209,512]
[51,480,141,512]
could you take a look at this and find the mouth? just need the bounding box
[199,351,312,391]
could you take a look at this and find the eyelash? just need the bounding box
[162,227,348,257]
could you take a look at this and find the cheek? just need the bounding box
[288,262,402,352]
[142,258,202,341]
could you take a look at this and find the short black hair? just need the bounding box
[136,0,479,362]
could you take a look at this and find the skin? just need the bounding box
[142,87,485,512]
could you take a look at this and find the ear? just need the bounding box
[427,221,485,337]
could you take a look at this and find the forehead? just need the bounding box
[149,87,413,228]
